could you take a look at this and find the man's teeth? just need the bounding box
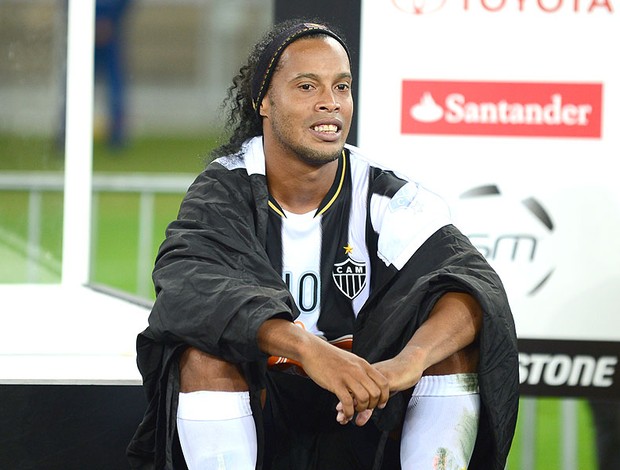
[313,124,338,133]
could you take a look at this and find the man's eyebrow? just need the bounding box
[291,72,353,81]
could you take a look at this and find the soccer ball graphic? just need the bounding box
[453,184,555,298]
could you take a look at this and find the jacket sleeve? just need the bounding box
[354,224,519,470]
[145,164,297,363]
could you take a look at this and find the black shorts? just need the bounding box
[261,369,400,470]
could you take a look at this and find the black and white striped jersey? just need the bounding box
[215,136,451,344]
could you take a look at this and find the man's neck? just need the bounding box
[265,150,338,215]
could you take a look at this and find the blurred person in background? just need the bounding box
[94,0,132,148]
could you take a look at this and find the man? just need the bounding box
[128,20,519,470]
[95,0,132,148]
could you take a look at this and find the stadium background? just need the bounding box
[1,0,616,468]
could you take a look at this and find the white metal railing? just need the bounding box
[0,171,194,296]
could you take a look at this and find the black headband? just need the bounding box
[251,22,351,117]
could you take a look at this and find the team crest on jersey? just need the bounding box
[332,257,367,300]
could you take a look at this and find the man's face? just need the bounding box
[260,36,353,166]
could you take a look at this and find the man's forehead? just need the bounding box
[276,36,351,72]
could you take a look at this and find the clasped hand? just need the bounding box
[301,341,423,426]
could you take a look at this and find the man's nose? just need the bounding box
[316,89,340,112]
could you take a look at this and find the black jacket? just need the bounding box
[127,160,519,470]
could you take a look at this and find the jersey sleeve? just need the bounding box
[370,181,452,270]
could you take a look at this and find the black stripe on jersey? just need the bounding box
[317,149,356,339]
[266,210,284,276]
[368,166,408,199]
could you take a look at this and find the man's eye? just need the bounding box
[300,84,313,90]
[336,84,350,91]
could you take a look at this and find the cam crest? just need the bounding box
[332,256,367,300]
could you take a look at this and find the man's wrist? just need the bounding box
[400,343,431,372]
[257,317,314,362]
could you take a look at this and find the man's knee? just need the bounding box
[179,346,248,392]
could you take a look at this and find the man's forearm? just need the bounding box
[256,317,325,363]
[402,292,482,371]
[374,292,483,393]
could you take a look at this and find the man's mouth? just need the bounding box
[312,124,339,133]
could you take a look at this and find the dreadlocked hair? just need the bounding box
[209,18,347,160]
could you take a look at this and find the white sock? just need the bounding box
[400,373,480,470]
[176,391,257,470]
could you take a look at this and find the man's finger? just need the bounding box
[355,408,374,426]
[367,367,390,409]
[346,383,372,412]
[335,390,355,423]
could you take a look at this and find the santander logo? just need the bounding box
[401,80,602,138]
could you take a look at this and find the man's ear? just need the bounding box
[259,97,270,118]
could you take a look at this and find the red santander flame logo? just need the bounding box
[401,80,602,138]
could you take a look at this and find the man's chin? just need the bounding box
[300,151,341,167]
[296,143,343,166]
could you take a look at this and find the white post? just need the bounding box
[137,192,155,298]
[61,0,96,286]
[561,399,578,470]
[521,397,536,470]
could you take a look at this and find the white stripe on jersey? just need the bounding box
[215,137,266,175]
[371,182,452,270]
[280,209,323,336]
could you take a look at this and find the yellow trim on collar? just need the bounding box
[268,199,285,217]
[267,150,346,218]
[317,150,346,216]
